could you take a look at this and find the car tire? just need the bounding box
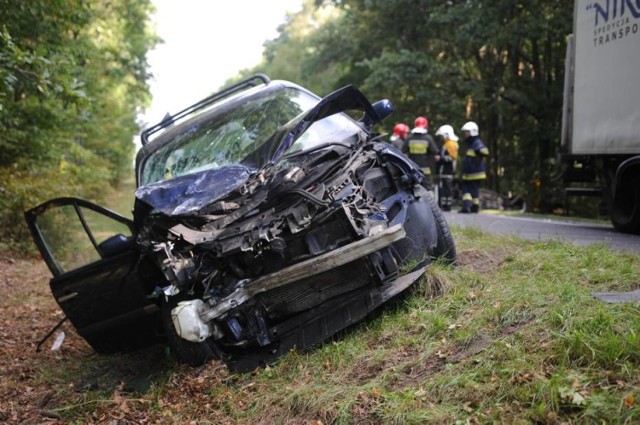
[425,190,456,264]
[160,297,222,367]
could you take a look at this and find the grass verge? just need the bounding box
[1,224,639,423]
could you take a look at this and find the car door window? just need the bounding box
[34,203,132,274]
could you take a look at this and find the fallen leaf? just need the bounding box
[624,394,634,409]
[572,392,586,406]
[414,388,428,397]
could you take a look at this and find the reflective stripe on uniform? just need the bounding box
[463,172,486,180]
[462,193,472,201]
[472,198,480,205]
[409,140,428,154]
[466,150,476,157]
[420,167,431,175]
[479,147,489,156]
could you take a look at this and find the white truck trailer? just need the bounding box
[561,0,640,233]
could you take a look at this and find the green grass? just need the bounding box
[8,182,640,423]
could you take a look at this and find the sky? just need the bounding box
[141,0,302,129]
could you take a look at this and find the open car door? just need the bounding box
[25,198,164,353]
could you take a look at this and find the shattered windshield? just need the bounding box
[140,87,362,186]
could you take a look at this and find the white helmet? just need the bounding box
[435,124,459,142]
[461,121,479,137]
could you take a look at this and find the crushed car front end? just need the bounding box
[133,77,454,371]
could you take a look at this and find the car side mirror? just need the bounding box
[360,99,393,129]
[372,99,393,121]
[98,234,134,258]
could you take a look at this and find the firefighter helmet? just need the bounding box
[435,124,459,142]
[391,123,409,140]
[414,116,428,129]
[461,121,479,137]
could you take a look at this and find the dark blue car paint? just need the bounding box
[135,164,254,216]
[135,85,388,217]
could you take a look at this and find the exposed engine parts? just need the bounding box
[139,142,437,370]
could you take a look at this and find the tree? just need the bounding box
[237,0,572,210]
[0,0,158,252]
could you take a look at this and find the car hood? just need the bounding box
[135,165,254,216]
[135,85,379,216]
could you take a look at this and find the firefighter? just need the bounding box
[389,123,409,153]
[407,116,439,190]
[459,121,489,213]
[435,124,459,211]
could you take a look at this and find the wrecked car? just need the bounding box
[25,74,456,372]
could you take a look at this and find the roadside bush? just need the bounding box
[0,154,113,255]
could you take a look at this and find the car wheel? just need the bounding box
[425,190,456,264]
[161,297,222,367]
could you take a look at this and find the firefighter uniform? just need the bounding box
[389,123,409,153]
[460,134,489,213]
[437,137,459,211]
[407,129,439,190]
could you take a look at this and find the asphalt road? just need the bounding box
[443,211,640,254]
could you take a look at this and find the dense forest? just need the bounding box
[0,0,157,251]
[1,0,574,253]
[234,0,573,211]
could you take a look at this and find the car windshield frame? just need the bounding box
[139,86,363,187]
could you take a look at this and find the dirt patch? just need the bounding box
[386,320,532,391]
[455,247,513,274]
[346,345,420,385]
[448,337,492,363]
[0,259,100,423]
[0,257,222,412]
[446,320,530,365]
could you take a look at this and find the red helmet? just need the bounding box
[392,123,409,138]
[414,116,428,129]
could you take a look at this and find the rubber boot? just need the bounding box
[459,200,472,213]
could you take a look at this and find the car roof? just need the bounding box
[135,77,317,185]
